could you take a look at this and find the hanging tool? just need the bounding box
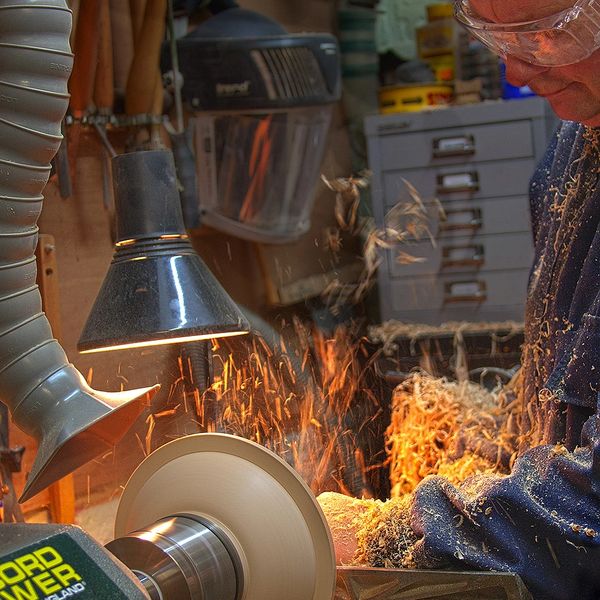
[129,0,165,147]
[126,0,167,149]
[109,0,135,105]
[69,0,102,119]
[94,1,114,117]
[129,0,148,47]
[68,0,80,48]
[67,0,103,188]
[93,0,116,215]
[166,0,201,228]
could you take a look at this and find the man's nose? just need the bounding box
[505,56,549,87]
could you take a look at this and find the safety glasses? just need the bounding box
[454,0,600,66]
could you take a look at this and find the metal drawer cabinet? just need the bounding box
[367,98,557,325]
[388,232,534,278]
[378,120,534,171]
[381,303,528,325]
[383,158,537,207]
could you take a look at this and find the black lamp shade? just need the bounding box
[78,150,249,354]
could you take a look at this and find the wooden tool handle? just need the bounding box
[68,0,80,49]
[125,0,167,116]
[129,0,148,48]
[69,0,102,117]
[110,0,135,96]
[93,0,114,114]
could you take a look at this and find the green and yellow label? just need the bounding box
[0,534,130,600]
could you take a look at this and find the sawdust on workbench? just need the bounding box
[321,373,520,569]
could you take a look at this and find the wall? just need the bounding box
[14,0,360,513]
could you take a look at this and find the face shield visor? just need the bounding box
[192,106,333,243]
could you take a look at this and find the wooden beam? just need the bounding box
[35,234,76,524]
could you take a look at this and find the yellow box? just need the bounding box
[379,83,454,113]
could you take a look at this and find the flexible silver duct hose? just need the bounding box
[0,0,159,503]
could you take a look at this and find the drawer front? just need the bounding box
[380,304,527,325]
[388,270,530,312]
[388,232,534,278]
[382,158,536,208]
[379,121,534,171]
[386,196,532,238]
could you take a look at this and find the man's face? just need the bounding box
[469,0,600,126]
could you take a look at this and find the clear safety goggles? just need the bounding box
[454,0,600,66]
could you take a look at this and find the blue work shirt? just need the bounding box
[411,123,600,600]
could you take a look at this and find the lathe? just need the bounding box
[1,434,336,600]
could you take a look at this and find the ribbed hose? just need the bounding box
[0,0,159,503]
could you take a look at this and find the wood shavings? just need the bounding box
[321,175,434,311]
[317,491,384,565]
[385,373,516,498]
[396,251,427,265]
[362,495,417,569]
[321,172,370,235]
[369,320,524,357]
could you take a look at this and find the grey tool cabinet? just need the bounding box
[365,98,558,325]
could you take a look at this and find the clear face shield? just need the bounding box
[191,106,333,243]
[454,0,600,67]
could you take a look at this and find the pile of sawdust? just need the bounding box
[362,495,418,569]
[386,373,516,498]
[318,491,416,568]
[320,373,519,569]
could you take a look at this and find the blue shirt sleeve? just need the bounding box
[410,409,600,600]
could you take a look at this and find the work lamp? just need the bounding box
[78,150,249,354]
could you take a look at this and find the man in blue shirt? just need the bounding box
[328,3,600,598]
[408,3,600,598]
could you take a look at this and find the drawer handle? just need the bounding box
[433,134,475,158]
[437,171,480,194]
[439,208,483,232]
[378,121,411,134]
[442,244,485,268]
[444,280,487,303]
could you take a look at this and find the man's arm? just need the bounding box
[410,412,600,600]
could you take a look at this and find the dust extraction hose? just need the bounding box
[0,0,159,503]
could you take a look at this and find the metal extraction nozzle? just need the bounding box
[0,0,161,503]
[15,369,159,503]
